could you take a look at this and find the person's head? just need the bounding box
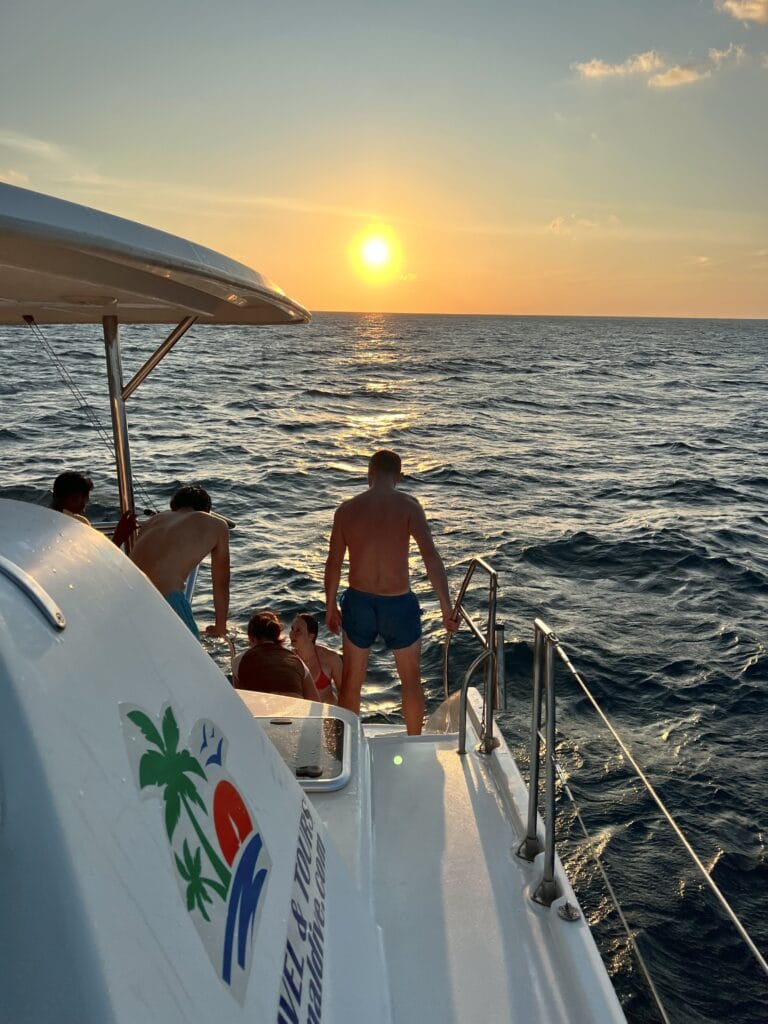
[290,612,319,647]
[51,471,93,514]
[170,485,212,513]
[368,449,402,485]
[247,610,285,646]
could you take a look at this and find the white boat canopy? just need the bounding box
[0,183,309,325]
[0,183,310,516]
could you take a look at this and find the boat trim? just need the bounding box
[0,553,66,630]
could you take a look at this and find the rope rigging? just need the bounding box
[24,316,157,513]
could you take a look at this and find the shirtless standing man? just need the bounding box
[324,449,458,735]
[130,485,230,639]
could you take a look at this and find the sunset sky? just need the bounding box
[1,0,766,317]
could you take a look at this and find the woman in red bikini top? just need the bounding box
[289,612,342,705]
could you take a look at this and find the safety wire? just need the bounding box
[540,727,672,1024]
[552,638,768,981]
[25,317,157,513]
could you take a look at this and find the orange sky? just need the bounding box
[1,2,766,317]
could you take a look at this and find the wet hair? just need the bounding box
[369,449,401,477]
[170,485,211,513]
[297,612,319,641]
[247,610,284,645]
[51,471,93,507]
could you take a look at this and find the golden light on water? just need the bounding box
[350,225,403,284]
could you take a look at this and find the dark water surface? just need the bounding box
[1,313,766,1022]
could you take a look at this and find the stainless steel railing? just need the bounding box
[517,617,768,986]
[516,618,560,906]
[442,556,506,756]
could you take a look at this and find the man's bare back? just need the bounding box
[324,449,458,734]
[335,486,422,595]
[130,486,230,636]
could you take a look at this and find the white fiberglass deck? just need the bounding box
[368,730,625,1024]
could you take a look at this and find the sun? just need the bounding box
[350,225,402,284]
[362,237,391,268]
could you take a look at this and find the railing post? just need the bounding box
[494,622,506,710]
[533,636,561,906]
[477,572,499,754]
[458,650,492,755]
[442,631,452,700]
[517,623,544,861]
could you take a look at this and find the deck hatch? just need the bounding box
[256,716,351,791]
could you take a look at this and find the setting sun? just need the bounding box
[350,226,402,285]
[361,237,391,268]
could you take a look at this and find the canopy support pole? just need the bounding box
[123,316,197,400]
[103,314,135,520]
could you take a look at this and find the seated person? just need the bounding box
[50,471,136,547]
[236,611,320,702]
[289,612,342,705]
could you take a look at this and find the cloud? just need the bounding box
[715,0,768,23]
[762,53,768,68]
[0,168,30,186]
[0,130,69,163]
[575,40,750,89]
[695,255,712,265]
[63,172,381,222]
[708,43,745,66]
[549,213,622,236]
[0,137,381,224]
[572,50,663,79]
[649,65,712,88]
[709,43,746,65]
[757,248,768,257]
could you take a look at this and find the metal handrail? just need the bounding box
[517,619,559,907]
[443,556,504,756]
[517,617,768,982]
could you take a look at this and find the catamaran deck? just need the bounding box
[240,690,626,1024]
[367,728,622,1024]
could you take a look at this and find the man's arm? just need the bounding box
[111,509,137,549]
[411,501,459,633]
[324,508,347,635]
[205,521,230,637]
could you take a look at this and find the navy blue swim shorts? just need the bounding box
[340,588,422,651]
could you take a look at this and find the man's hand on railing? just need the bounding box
[442,607,460,633]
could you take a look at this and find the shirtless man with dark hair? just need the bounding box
[324,449,458,734]
[130,485,230,639]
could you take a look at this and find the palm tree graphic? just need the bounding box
[128,707,231,898]
[176,839,218,921]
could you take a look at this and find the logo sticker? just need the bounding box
[122,704,271,1003]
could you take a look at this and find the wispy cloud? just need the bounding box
[0,168,30,186]
[715,0,768,24]
[549,213,622,236]
[65,172,381,221]
[762,53,768,68]
[695,255,712,265]
[709,43,746,66]
[575,41,750,89]
[650,65,711,88]
[572,51,663,79]
[0,136,383,223]
[0,130,69,163]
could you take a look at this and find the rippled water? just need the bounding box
[1,313,766,1022]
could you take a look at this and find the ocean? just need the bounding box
[1,312,766,1022]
